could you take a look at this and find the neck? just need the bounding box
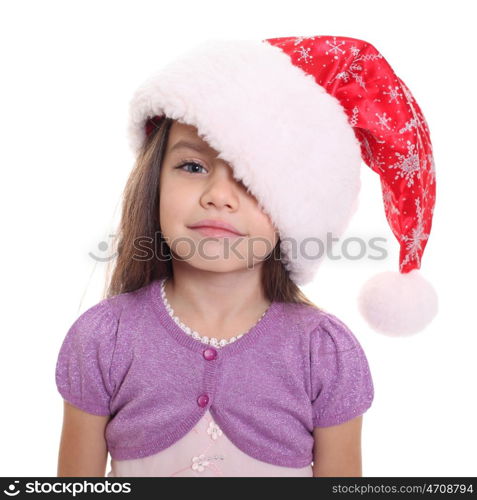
[163,264,270,326]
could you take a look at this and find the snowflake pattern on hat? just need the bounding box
[266,35,436,274]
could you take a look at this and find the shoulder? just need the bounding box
[281,302,362,355]
[280,301,326,331]
[105,280,155,321]
[61,280,156,352]
[311,310,361,354]
[281,302,358,352]
[60,297,119,352]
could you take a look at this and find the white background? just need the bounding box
[1,0,475,478]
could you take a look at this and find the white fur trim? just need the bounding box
[357,269,439,336]
[127,39,362,285]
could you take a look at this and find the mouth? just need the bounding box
[188,226,244,238]
[187,219,246,237]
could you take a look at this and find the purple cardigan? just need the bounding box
[55,279,374,468]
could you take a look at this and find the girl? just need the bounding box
[55,34,436,477]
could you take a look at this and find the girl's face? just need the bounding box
[159,120,279,273]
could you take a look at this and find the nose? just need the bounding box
[201,164,241,209]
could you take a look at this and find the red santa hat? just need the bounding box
[127,35,438,337]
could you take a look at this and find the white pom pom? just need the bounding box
[357,269,438,336]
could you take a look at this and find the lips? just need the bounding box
[188,219,245,236]
[190,227,243,238]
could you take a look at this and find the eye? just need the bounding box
[175,161,208,174]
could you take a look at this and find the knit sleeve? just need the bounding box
[55,299,119,416]
[310,312,374,428]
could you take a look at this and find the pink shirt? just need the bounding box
[106,410,313,477]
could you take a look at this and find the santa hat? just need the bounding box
[126,35,438,337]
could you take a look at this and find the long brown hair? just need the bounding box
[103,116,321,310]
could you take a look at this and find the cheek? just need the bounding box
[249,199,277,235]
[254,209,278,240]
[159,189,194,233]
[247,216,279,258]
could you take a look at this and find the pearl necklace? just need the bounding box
[159,278,268,349]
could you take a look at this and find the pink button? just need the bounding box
[197,394,209,408]
[203,347,217,361]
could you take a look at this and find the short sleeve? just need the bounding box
[310,312,374,427]
[55,299,119,416]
